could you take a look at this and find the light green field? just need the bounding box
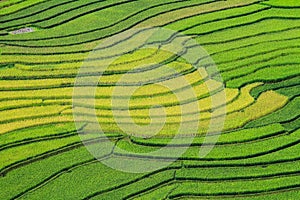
[0,0,300,199]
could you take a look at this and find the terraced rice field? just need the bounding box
[0,0,300,199]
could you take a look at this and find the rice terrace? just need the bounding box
[0,0,300,199]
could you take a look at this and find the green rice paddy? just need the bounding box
[0,0,300,199]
